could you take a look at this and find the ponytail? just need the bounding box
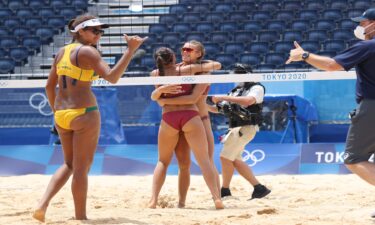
[156,56,165,76]
[154,47,175,76]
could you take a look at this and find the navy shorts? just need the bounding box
[344,99,375,164]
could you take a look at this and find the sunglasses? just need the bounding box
[181,47,196,53]
[85,27,105,35]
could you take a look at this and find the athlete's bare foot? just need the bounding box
[32,209,45,222]
[178,202,185,208]
[147,201,157,209]
[214,199,224,210]
[75,216,88,220]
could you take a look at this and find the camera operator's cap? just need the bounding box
[233,63,253,74]
[70,18,109,33]
[351,8,375,22]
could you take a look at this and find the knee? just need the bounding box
[72,163,91,176]
[158,160,170,168]
[72,167,90,179]
[178,161,191,172]
[65,162,73,170]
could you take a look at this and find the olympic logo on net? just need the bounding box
[0,81,9,87]
[242,149,266,167]
[181,77,196,82]
[29,93,53,116]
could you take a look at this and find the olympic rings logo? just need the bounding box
[0,81,9,87]
[29,93,53,116]
[181,77,196,82]
[242,149,266,167]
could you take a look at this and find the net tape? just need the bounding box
[0,71,356,89]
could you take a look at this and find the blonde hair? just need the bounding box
[187,40,205,62]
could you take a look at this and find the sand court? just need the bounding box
[0,174,373,225]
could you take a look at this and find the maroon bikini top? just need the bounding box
[161,64,194,98]
[162,84,193,98]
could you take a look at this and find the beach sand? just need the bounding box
[0,174,374,225]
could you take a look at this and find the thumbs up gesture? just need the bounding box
[286,41,305,64]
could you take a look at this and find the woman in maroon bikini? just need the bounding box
[148,47,223,209]
[152,41,221,207]
[174,41,220,207]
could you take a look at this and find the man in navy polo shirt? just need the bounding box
[286,7,375,213]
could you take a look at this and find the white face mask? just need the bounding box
[354,25,366,40]
[353,23,375,40]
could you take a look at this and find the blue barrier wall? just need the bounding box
[1,83,351,144]
[0,88,125,145]
[0,143,351,175]
[0,128,50,145]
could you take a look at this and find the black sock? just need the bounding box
[221,187,231,197]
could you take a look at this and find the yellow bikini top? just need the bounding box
[56,43,99,81]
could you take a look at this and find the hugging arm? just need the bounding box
[151,84,183,101]
[182,61,221,74]
[157,84,208,105]
[150,70,183,101]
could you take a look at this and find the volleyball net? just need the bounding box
[0,70,357,145]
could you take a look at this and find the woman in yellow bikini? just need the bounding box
[32,14,146,221]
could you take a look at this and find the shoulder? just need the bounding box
[249,84,265,94]
[335,40,374,61]
[350,39,375,51]
[364,38,375,45]
[150,69,159,77]
[78,45,101,59]
[253,84,265,91]
[54,47,66,63]
[362,39,375,52]
[253,83,265,89]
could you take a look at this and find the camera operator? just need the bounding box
[207,64,271,199]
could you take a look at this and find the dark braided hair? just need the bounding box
[154,47,175,76]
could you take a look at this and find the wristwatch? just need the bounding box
[302,52,310,61]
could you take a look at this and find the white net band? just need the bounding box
[0,71,356,88]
